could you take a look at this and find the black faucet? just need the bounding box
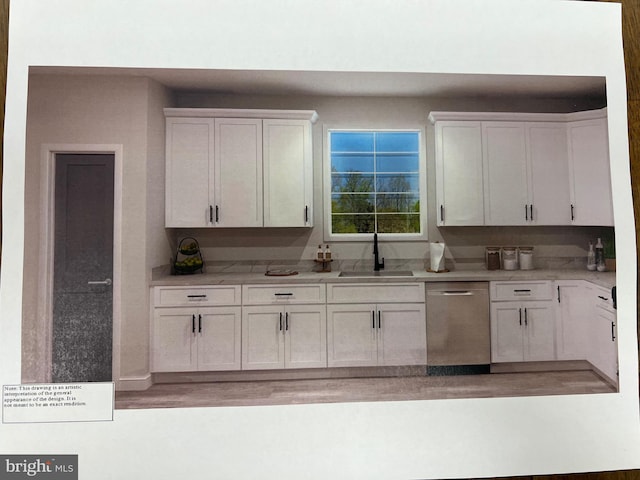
[373,233,385,271]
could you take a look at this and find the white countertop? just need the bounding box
[150,268,616,289]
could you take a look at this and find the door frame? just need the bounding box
[38,144,123,384]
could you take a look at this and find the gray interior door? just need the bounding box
[52,154,114,382]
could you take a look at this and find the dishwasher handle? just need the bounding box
[436,291,475,296]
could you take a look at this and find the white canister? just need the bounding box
[502,247,518,270]
[519,246,534,270]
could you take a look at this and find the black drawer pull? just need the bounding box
[187,294,207,298]
[274,293,293,297]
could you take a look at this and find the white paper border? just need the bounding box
[1,1,639,479]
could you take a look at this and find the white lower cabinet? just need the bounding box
[242,304,327,370]
[152,306,242,372]
[491,301,556,362]
[326,283,427,367]
[586,284,618,383]
[555,280,591,360]
[490,281,556,363]
[241,284,327,370]
[151,285,242,372]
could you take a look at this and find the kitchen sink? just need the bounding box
[338,270,414,277]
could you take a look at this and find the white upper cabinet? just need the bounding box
[482,122,528,225]
[165,108,317,228]
[526,122,571,225]
[263,119,313,227]
[165,117,214,227]
[567,117,614,226]
[434,121,484,226]
[429,109,611,227]
[214,118,263,227]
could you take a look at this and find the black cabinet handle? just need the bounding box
[519,308,522,326]
[198,314,202,333]
[557,285,561,303]
[530,204,533,221]
[305,206,309,223]
[192,314,196,333]
[377,311,381,329]
[279,312,283,332]
[525,205,528,221]
[570,204,574,221]
[209,205,213,223]
[611,322,616,341]
[524,308,528,326]
[285,312,289,331]
[440,205,444,222]
[187,294,207,299]
[215,205,220,223]
[372,311,375,329]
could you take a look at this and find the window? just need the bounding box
[326,129,426,239]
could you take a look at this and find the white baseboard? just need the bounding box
[117,374,152,391]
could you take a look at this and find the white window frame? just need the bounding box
[323,125,428,242]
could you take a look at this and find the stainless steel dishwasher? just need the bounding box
[426,282,490,374]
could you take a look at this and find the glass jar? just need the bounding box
[502,247,518,270]
[519,246,534,270]
[486,247,501,270]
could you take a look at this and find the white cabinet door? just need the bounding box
[555,281,591,360]
[592,306,618,383]
[482,122,528,225]
[567,118,613,226]
[285,305,327,369]
[491,303,524,362]
[152,308,198,372]
[491,301,555,362]
[263,119,313,227]
[527,123,571,225]
[165,118,214,227]
[434,121,484,226]
[242,306,285,370]
[214,118,263,227]
[327,304,378,367]
[522,302,556,362]
[197,307,242,371]
[377,303,426,366]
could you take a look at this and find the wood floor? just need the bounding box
[115,369,616,410]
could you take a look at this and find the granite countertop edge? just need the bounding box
[150,268,616,289]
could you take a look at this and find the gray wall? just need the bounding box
[22,74,173,384]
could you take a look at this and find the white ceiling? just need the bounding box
[30,66,606,98]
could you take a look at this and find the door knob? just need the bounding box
[87,278,112,286]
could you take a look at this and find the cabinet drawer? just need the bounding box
[327,283,425,304]
[154,285,241,307]
[242,284,326,305]
[490,281,553,301]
